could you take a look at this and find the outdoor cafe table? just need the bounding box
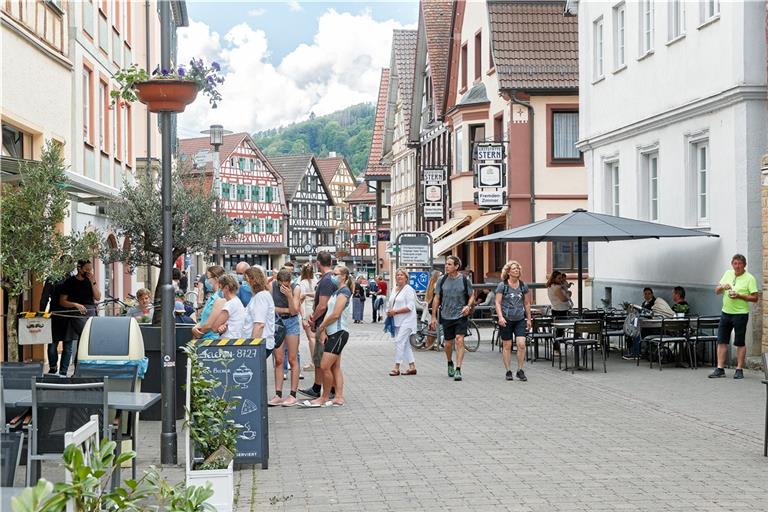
[3,389,161,411]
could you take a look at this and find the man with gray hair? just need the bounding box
[235,261,253,307]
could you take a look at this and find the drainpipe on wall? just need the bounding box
[508,90,536,283]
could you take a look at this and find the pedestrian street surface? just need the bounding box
[231,320,767,512]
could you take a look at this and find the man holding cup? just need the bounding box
[710,254,758,379]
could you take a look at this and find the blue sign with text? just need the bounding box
[409,271,430,292]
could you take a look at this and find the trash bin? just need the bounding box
[140,324,193,420]
[76,317,148,384]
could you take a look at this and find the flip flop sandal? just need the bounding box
[389,369,401,376]
[300,400,322,408]
[401,368,417,376]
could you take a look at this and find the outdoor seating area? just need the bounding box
[0,361,160,495]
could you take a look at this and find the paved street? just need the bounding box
[28,317,765,511]
[233,320,766,512]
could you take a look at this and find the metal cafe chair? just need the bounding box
[689,316,720,369]
[645,318,691,371]
[1,380,25,487]
[28,377,110,486]
[75,365,140,480]
[526,316,554,362]
[560,320,606,374]
[1,362,44,431]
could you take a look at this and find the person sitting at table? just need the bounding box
[640,287,674,318]
[623,287,673,359]
[671,286,690,316]
[126,288,153,323]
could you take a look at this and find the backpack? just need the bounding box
[437,274,471,308]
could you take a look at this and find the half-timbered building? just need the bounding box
[178,133,288,270]
[269,155,335,263]
[345,181,377,276]
[316,153,357,258]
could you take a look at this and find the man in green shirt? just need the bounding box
[710,254,759,379]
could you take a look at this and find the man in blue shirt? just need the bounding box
[235,261,253,307]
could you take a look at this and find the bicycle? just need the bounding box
[409,302,481,352]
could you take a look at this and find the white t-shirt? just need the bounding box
[221,297,246,339]
[388,284,417,331]
[243,290,275,349]
[299,278,317,318]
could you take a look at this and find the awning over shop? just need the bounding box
[430,215,471,242]
[434,207,507,256]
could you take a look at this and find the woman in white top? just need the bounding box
[212,274,246,339]
[298,263,317,371]
[242,266,276,358]
[387,268,418,376]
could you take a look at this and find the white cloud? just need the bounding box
[247,8,266,17]
[177,9,414,137]
[287,1,302,12]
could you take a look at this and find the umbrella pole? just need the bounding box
[577,236,583,313]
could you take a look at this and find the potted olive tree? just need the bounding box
[182,343,239,512]
[111,59,224,113]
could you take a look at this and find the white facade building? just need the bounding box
[577,0,767,354]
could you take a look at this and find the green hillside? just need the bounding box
[253,103,375,176]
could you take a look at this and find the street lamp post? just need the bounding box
[159,0,176,465]
[201,124,231,266]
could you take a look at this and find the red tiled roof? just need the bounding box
[315,156,344,186]
[364,69,391,178]
[391,30,418,131]
[421,0,454,119]
[488,1,579,91]
[177,132,250,173]
[345,181,376,203]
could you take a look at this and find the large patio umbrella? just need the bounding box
[471,208,719,311]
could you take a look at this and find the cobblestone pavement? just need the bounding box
[28,316,767,512]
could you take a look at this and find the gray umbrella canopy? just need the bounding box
[471,209,718,311]
[472,209,717,242]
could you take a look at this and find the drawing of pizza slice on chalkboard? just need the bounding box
[241,398,258,416]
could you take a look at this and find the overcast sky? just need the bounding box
[177,0,417,138]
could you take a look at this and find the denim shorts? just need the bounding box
[279,315,300,336]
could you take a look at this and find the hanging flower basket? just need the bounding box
[135,80,200,113]
[336,250,349,258]
[111,60,224,112]
[355,242,370,250]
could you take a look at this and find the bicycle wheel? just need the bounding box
[463,320,481,352]
[410,321,427,349]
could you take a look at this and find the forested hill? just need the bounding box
[252,103,375,176]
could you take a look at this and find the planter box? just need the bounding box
[187,460,233,512]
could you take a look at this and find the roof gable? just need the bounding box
[268,154,334,204]
[488,0,579,91]
[345,181,376,203]
[422,0,453,120]
[390,30,418,133]
[364,69,391,178]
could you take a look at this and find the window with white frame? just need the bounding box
[694,140,709,224]
[640,151,659,221]
[639,0,654,54]
[83,68,91,141]
[455,127,463,174]
[593,17,604,79]
[613,3,626,68]
[668,0,685,40]
[604,160,620,216]
[700,0,719,22]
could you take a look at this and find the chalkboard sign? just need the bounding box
[191,338,269,469]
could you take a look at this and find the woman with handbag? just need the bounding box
[304,265,353,407]
[387,268,418,376]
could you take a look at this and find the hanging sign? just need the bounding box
[421,166,446,220]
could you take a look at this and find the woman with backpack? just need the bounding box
[495,260,532,382]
